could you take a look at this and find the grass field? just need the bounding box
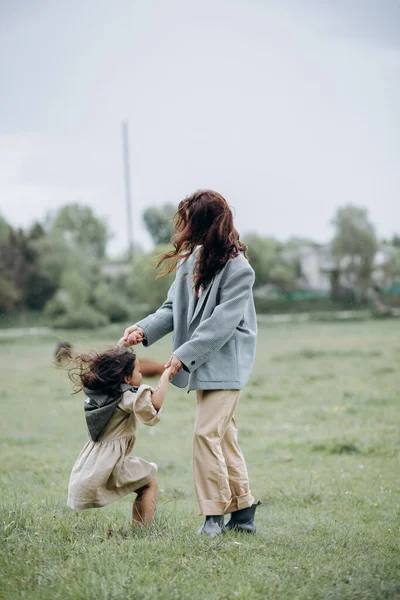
[1,320,399,600]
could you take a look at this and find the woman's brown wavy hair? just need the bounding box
[157,190,247,293]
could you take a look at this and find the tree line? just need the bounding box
[0,202,399,327]
[144,204,400,309]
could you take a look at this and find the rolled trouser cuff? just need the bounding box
[197,498,232,516]
[197,493,255,516]
[224,492,255,514]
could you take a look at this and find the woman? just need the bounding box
[122,190,259,536]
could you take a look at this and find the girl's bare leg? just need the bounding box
[132,479,158,526]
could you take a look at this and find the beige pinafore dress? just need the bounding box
[68,384,159,509]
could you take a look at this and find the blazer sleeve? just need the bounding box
[173,263,255,373]
[136,279,175,347]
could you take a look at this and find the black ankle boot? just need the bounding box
[197,515,225,537]
[225,501,261,533]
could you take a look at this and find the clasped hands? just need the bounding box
[119,325,182,379]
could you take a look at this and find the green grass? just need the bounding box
[1,320,399,600]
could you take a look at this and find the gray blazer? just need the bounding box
[137,250,257,391]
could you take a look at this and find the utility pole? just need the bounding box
[121,120,133,260]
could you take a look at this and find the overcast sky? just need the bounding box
[0,0,399,255]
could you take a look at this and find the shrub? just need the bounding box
[382,294,400,308]
[44,290,72,318]
[93,282,131,322]
[254,295,369,314]
[103,297,131,323]
[127,246,175,312]
[60,270,89,308]
[0,275,20,311]
[53,305,109,329]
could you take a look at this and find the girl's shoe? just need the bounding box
[197,515,225,537]
[225,501,261,533]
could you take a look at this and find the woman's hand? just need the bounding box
[164,355,182,379]
[121,324,145,346]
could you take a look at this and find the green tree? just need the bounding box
[60,269,90,309]
[24,223,57,309]
[49,203,110,259]
[391,235,400,249]
[383,248,400,285]
[32,232,73,287]
[245,234,298,294]
[0,223,56,310]
[331,205,378,299]
[0,216,19,310]
[44,269,88,318]
[128,245,175,311]
[0,272,20,311]
[0,214,10,244]
[0,205,113,321]
[285,236,316,249]
[45,268,110,329]
[32,229,103,293]
[93,281,130,322]
[143,204,176,246]
[36,203,110,296]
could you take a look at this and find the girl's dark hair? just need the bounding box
[67,346,136,394]
[157,189,247,293]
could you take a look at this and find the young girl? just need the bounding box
[67,345,170,526]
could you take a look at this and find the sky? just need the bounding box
[0,0,399,255]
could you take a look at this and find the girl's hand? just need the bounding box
[164,355,182,379]
[152,366,172,411]
[163,366,173,380]
[123,325,145,346]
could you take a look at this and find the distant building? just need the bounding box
[373,243,395,287]
[296,244,333,292]
[295,242,395,292]
[102,263,131,278]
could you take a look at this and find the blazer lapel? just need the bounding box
[184,247,213,327]
[186,277,197,328]
[189,278,214,326]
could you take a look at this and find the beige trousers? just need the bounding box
[193,389,255,516]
